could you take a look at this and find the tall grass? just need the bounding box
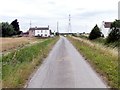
[68,36,118,88]
[89,37,118,48]
[2,37,59,88]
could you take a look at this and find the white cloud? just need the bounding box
[0,0,119,34]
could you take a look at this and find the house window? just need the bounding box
[45,34,47,36]
[41,30,43,33]
[37,31,39,33]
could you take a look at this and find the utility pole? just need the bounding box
[68,14,72,33]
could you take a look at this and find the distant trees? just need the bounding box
[106,20,120,43]
[1,22,15,37]
[89,24,103,40]
[1,19,21,37]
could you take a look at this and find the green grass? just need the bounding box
[68,37,119,89]
[2,37,59,88]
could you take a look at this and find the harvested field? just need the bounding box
[1,37,45,52]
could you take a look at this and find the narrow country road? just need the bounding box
[26,36,108,88]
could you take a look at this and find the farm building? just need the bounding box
[29,26,51,37]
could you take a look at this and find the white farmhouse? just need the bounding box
[29,26,51,37]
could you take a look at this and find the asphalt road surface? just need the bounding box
[26,36,108,88]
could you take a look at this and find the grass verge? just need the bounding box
[68,36,118,89]
[2,37,59,88]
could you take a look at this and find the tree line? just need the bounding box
[0,19,22,37]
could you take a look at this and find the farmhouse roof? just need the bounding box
[29,27,49,30]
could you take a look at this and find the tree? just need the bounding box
[106,20,120,43]
[11,19,20,35]
[2,22,15,37]
[89,24,102,40]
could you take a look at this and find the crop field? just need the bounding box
[1,37,46,53]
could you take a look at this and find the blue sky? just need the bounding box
[0,0,119,33]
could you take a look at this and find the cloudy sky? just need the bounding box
[0,0,119,33]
